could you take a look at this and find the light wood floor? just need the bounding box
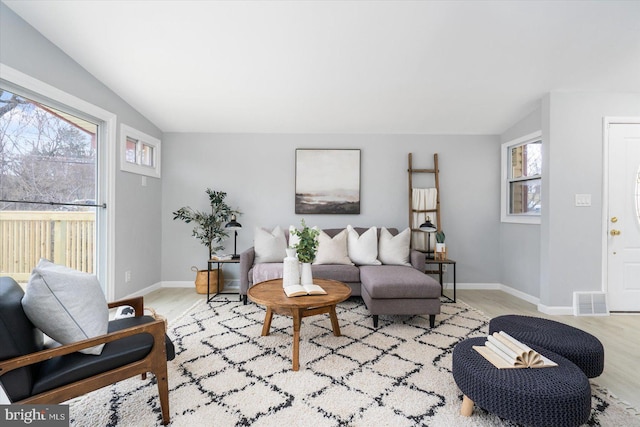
[143,287,640,411]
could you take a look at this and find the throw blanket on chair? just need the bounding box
[412,188,437,251]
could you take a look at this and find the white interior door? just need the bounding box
[607,122,640,311]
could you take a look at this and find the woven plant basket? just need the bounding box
[192,266,225,294]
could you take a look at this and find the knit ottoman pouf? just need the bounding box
[453,337,592,427]
[488,315,604,378]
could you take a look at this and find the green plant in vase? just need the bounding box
[435,230,446,257]
[292,219,319,284]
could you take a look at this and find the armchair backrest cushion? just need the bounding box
[0,276,44,402]
[21,259,109,355]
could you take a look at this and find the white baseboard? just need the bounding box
[121,282,162,299]
[537,304,574,315]
[122,280,240,299]
[124,280,572,316]
[456,282,572,316]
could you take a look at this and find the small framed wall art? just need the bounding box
[295,149,360,214]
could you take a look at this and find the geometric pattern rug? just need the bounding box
[69,297,640,426]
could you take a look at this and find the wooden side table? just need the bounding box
[425,257,456,302]
[206,258,240,303]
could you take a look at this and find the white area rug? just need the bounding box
[69,297,639,426]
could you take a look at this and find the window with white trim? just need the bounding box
[501,131,542,224]
[120,124,161,178]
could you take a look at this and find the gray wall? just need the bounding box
[161,133,502,285]
[499,107,542,298]
[540,92,640,308]
[0,4,163,299]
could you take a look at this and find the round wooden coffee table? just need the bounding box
[248,278,351,371]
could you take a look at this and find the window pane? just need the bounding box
[510,179,541,214]
[141,143,154,167]
[0,88,97,280]
[126,137,138,163]
[511,140,541,178]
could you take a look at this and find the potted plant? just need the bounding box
[173,188,239,293]
[291,219,319,285]
[435,230,446,258]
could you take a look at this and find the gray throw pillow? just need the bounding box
[21,259,109,355]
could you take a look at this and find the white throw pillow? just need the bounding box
[21,259,109,355]
[313,229,353,265]
[378,227,412,266]
[346,225,381,265]
[254,226,287,263]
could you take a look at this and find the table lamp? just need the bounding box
[419,216,436,259]
[225,214,242,259]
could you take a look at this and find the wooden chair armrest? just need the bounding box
[0,318,166,377]
[108,296,144,315]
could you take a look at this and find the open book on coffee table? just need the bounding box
[473,331,558,369]
[283,283,327,297]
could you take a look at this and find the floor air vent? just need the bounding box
[573,292,609,316]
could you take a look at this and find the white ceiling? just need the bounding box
[4,0,640,134]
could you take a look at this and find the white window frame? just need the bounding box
[1,63,117,300]
[120,124,161,178]
[501,130,542,224]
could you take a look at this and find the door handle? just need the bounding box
[610,229,621,236]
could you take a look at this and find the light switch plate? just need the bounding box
[575,194,591,207]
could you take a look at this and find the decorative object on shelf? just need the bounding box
[282,247,300,288]
[225,214,242,259]
[435,230,446,260]
[295,149,361,214]
[436,230,445,253]
[173,189,239,292]
[419,216,437,259]
[291,219,319,285]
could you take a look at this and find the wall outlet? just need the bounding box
[125,270,132,282]
[442,264,447,272]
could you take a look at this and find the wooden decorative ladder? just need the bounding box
[408,153,441,252]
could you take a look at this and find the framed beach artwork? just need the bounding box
[295,149,361,214]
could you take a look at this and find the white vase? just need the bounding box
[300,262,313,285]
[285,247,297,259]
[436,243,446,253]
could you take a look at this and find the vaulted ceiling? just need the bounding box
[4,1,640,134]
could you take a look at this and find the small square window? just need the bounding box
[120,124,160,178]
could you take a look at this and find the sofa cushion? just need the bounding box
[254,226,287,263]
[378,227,411,266]
[311,264,361,283]
[314,229,353,265]
[360,265,440,299]
[22,259,108,355]
[347,225,381,266]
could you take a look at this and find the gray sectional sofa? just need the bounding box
[239,227,441,327]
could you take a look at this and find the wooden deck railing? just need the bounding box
[0,211,95,282]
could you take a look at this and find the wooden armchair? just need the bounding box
[0,276,174,425]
